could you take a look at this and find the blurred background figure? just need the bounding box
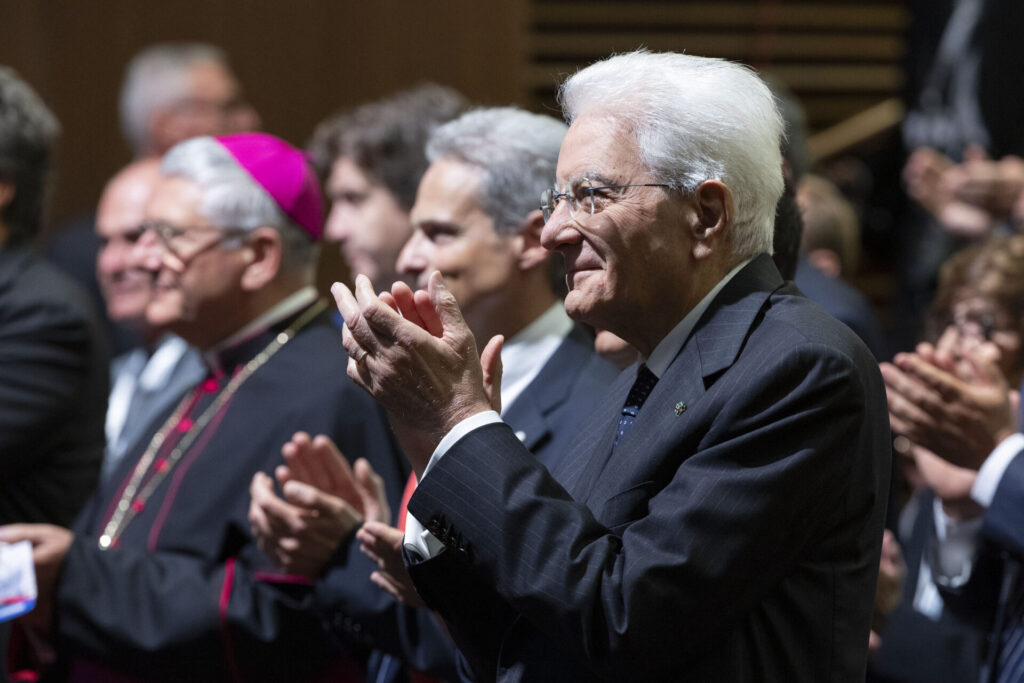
[0,66,109,681]
[94,159,204,483]
[46,42,260,356]
[308,83,468,293]
[893,0,1024,351]
[795,174,888,360]
[119,43,259,160]
[872,235,1024,682]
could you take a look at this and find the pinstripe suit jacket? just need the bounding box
[406,254,891,682]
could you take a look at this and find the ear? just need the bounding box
[239,227,283,291]
[511,209,550,271]
[0,180,15,212]
[690,180,732,261]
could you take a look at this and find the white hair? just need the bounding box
[119,43,227,156]
[161,137,315,269]
[558,50,784,261]
[426,107,567,234]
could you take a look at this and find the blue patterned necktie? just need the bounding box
[613,364,659,449]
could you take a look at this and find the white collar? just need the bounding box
[202,286,318,371]
[499,303,574,413]
[138,334,193,391]
[645,258,751,378]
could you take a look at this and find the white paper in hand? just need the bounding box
[0,540,37,622]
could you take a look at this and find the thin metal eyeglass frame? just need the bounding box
[540,183,672,222]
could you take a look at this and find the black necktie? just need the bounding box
[613,364,658,449]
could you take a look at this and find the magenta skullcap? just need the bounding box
[214,132,323,240]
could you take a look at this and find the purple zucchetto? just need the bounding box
[214,132,324,240]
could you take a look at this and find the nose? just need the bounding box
[131,228,181,274]
[324,204,350,243]
[540,201,582,252]
[396,230,428,278]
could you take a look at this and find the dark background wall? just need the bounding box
[0,0,528,229]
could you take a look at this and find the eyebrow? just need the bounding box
[560,172,619,189]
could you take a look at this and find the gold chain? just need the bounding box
[98,300,328,550]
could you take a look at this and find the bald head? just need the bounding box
[97,158,163,326]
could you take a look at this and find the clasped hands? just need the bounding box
[880,340,1019,518]
[333,272,503,474]
[250,272,502,601]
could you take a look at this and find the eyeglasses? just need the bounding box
[540,181,672,222]
[951,311,999,343]
[140,221,248,262]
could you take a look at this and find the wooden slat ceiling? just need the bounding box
[528,0,908,132]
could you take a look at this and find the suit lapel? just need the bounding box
[558,367,632,498]
[503,326,592,453]
[572,254,785,504]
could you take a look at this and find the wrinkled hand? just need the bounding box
[249,433,372,578]
[0,524,73,630]
[278,432,389,526]
[333,273,501,474]
[357,521,425,608]
[881,346,1017,472]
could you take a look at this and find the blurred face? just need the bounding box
[96,166,161,323]
[936,296,1023,384]
[400,159,517,323]
[324,157,412,290]
[135,176,250,346]
[155,61,260,154]
[540,115,693,335]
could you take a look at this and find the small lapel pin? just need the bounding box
[675,402,687,416]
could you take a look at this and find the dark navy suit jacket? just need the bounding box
[317,323,618,681]
[406,254,892,682]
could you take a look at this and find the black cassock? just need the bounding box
[50,306,408,682]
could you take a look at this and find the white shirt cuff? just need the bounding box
[971,432,1024,508]
[402,410,503,560]
[931,497,984,587]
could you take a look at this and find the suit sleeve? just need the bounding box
[313,538,459,681]
[0,298,93,475]
[55,529,342,682]
[982,449,1024,558]
[409,343,883,680]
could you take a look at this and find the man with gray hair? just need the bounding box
[120,42,259,159]
[332,51,891,681]
[251,106,617,682]
[1,133,406,681]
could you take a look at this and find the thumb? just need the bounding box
[966,350,1008,390]
[354,458,390,526]
[428,271,470,340]
[481,335,504,413]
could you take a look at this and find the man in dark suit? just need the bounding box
[250,107,618,681]
[0,65,109,683]
[0,133,406,681]
[0,68,109,529]
[333,51,892,681]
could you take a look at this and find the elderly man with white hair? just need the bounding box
[1,133,406,682]
[331,50,892,681]
[251,107,618,682]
